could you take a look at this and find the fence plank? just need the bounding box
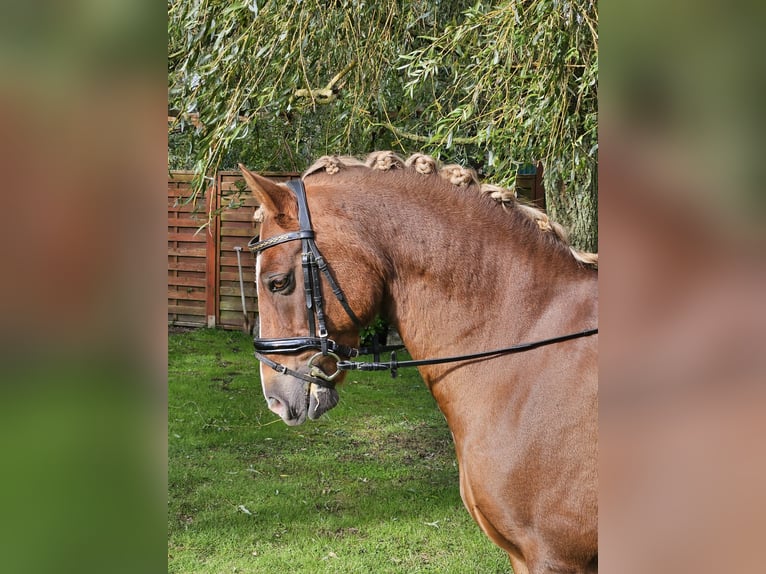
[168,260,206,272]
[168,247,205,257]
[167,232,207,243]
[219,281,256,300]
[220,255,255,268]
[221,210,256,222]
[168,290,206,302]
[168,217,209,228]
[219,270,255,282]
[168,276,206,288]
[220,227,256,238]
[168,304,205,314]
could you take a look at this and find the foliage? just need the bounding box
[359,314,390,347]
[168,327,508,572]
[168,0,597,249]
[396,1,598,249]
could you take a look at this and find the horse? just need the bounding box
[239,152,598,574]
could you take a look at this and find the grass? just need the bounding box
[169,327,509,573]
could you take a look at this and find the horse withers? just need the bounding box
[240,152,598,574]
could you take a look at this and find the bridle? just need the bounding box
[248,180,597,389]
[248,180,365,388]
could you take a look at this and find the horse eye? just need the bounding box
[267,273,293,293]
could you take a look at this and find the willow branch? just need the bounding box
[327,60,357,89]
[294,60,357,104]
[383,122,479,145]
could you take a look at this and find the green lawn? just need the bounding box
[169,327,509,573]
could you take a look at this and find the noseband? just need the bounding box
[248,180,363,388]
[248,179,598,390]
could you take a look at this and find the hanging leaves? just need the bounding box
[168,0,597,249]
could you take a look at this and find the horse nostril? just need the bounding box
[266,397,283,414]
[267,396,280,407]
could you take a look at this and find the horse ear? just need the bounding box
[238,164,297,226]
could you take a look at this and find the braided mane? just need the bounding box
[264,151,598,268]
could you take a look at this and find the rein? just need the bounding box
[244,179,597,388]
[336,328,598,378]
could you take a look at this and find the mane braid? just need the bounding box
[299,151,597,268]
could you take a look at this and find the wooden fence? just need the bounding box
[168,170,298,331]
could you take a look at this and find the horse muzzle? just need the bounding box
[260,357,341,425]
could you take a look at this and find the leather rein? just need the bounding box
[247,180,597,388]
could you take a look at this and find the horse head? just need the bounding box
[240,165,382,425]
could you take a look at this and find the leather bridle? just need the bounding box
[248,179,597,388]
[248,180,365,388]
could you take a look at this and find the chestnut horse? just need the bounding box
[240,152,598,574]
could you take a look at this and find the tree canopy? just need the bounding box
[168,0,597,250]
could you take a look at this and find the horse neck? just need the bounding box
[348,181,596,363]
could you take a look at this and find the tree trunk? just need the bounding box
[545,173,598,254]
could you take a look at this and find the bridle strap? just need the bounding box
[255,352,336,388]
[247,230,314,252]
[337,328,598,377]
[251,337,361,358]
[308,243,363,327]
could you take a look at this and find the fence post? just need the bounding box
[205,181,218,328]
